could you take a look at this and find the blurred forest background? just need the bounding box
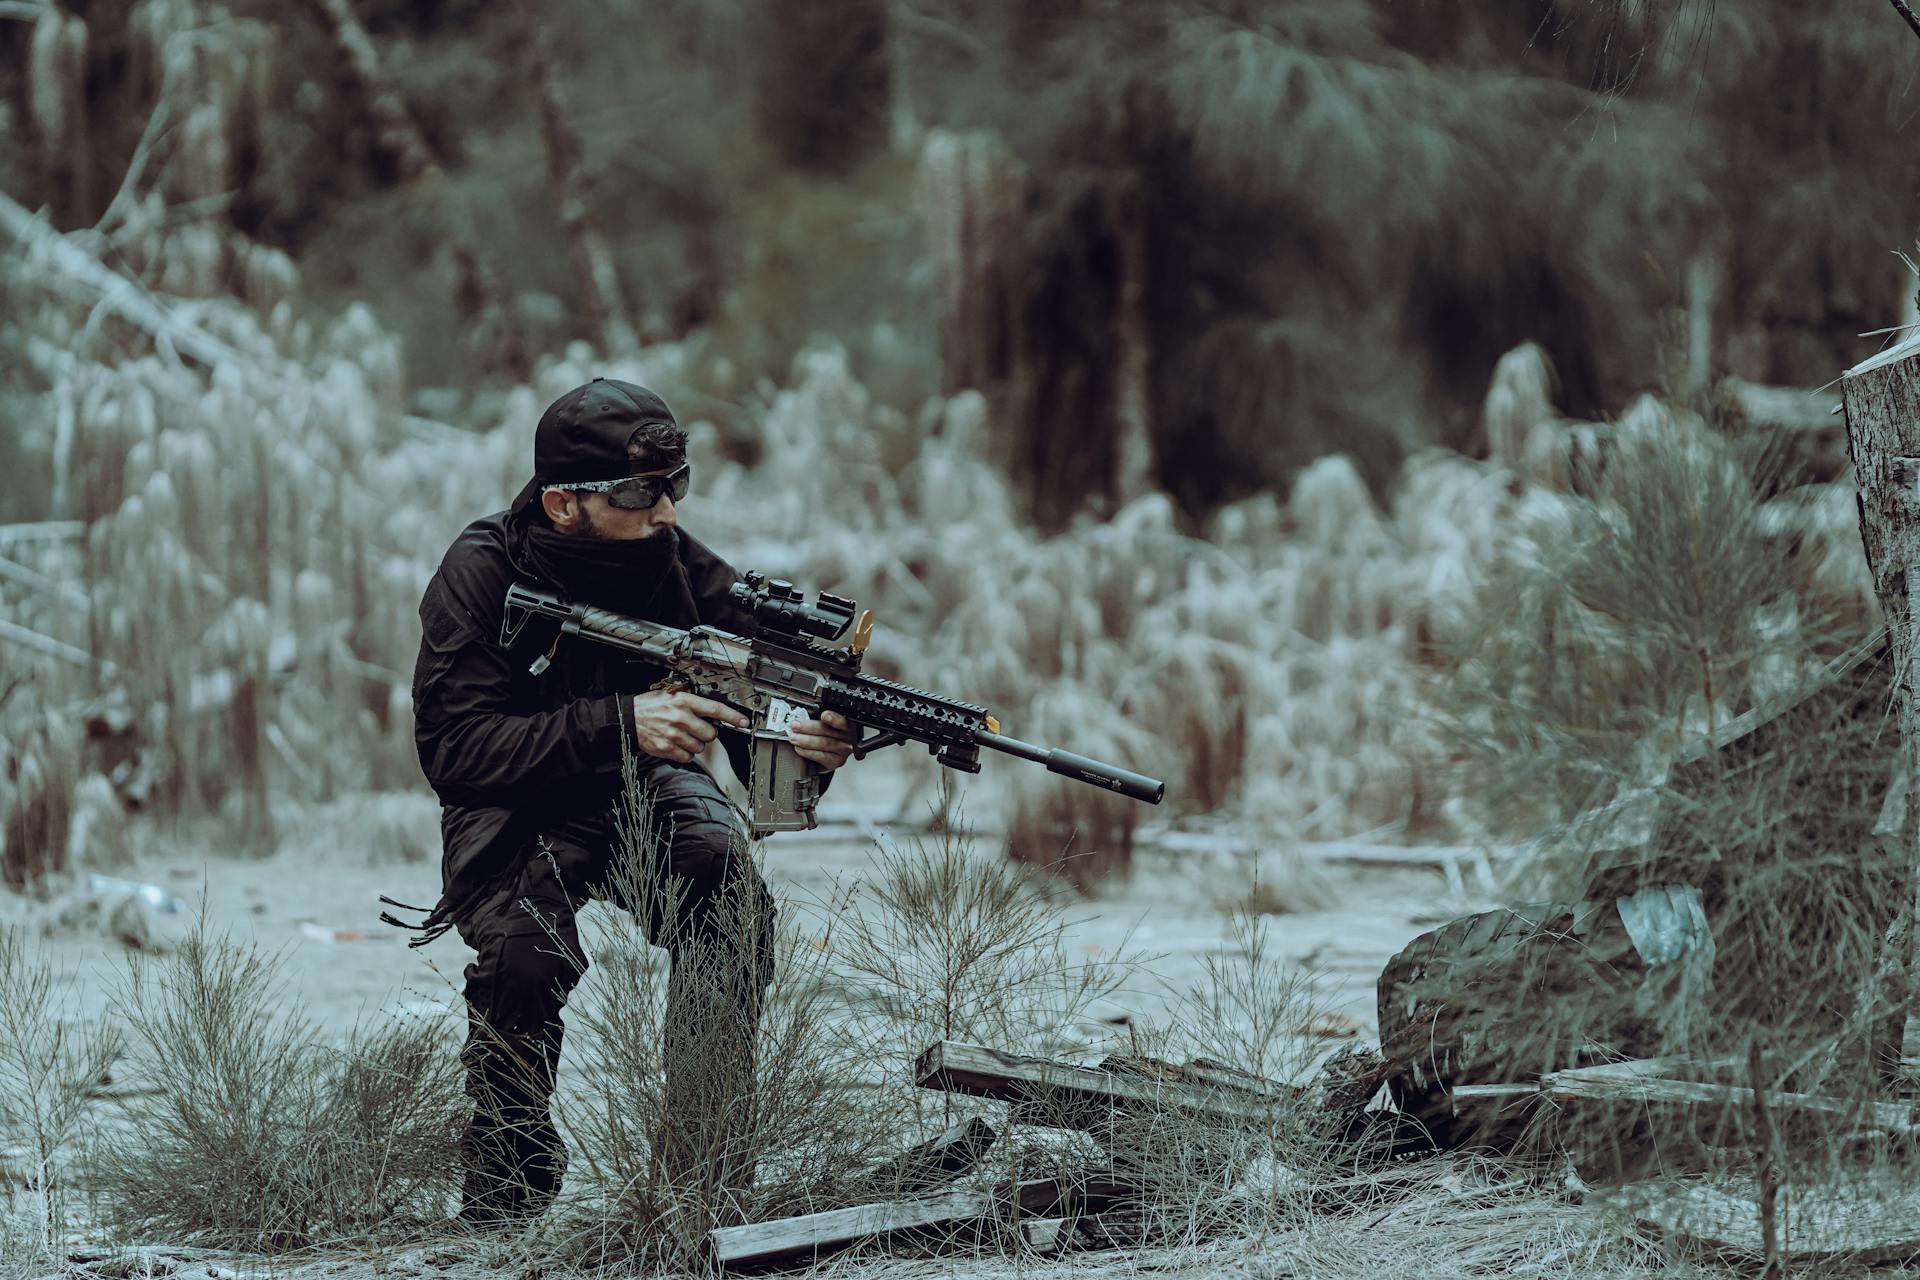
[1,0,1916,887]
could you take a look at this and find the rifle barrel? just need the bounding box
[980,730,1165,804]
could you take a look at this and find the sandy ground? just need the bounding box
[19,756,1466,1050]
[5,756,1493,1279]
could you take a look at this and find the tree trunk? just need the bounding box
[919,129,1029,432]
[518,0,641,360]
[1685,250,1720,402]
[27,10,92,227]
[1110,178,1155,508]
[305,0,530,378]
[1841,331,1920,1078]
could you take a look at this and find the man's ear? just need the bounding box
[540,487,577,529]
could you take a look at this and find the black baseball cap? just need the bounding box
[509,377,684,516]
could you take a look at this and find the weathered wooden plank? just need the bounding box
[1020,1216,1073,1254]
[707,1178,1065,1268]
[1099,1053,1292,1101]
[914,1041,1283,1125]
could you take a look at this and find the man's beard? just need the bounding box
[520,520,680,611]
[576,504,660,540]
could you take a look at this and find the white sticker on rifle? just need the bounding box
[766,698,807,734]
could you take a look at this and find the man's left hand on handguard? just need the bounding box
[788,710,857,771]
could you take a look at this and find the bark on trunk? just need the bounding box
[1842,331,1920,1077]
[919,129,1029,447]
[519,0,641,359]
[1110,178,1155,508]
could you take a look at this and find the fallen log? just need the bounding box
[0,521,86,547]
[915,1041,1286,1126]
[1451,1060,1920,1133]
[1596,1177,1920,1265]
[1718,378,1842,433]
[706,1177,1067,1269]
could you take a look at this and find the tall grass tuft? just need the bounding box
[0,926,121,1255]
[91,919,464,1250]
[834,790,1137,1062]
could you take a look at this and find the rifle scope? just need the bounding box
[730,572,856,642]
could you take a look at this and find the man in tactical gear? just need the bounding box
[400,378,856,1226]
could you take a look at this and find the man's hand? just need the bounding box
[788,710,857,771]
[631,689,751,764]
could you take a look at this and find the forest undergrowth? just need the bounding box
[2,177,1885,885]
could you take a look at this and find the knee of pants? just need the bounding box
[467,924,589,1036]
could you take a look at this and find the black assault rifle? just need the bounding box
[501,573,1166,835]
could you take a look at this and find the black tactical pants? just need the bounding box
[453,760,774,1225]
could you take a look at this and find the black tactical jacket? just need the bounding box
[405,511,762,934]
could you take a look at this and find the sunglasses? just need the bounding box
[548,463,691,511]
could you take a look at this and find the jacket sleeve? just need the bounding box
[412,582,633,807]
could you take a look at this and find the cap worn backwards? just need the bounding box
[509,377,682,516]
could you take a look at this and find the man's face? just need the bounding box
[547,467,680,541]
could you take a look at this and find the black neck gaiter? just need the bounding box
[518,522,682,613]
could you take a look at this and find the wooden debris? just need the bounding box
[915,1041,1286,1127]
[1134,827,1506,896]
[849,1116,997,1196]
[706,1177,1066,1269]
[1305,1043,1392,1120]
[1019,1215,1073,1254]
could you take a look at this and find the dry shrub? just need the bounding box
[1438,406,1865,838]
[0,925,121,1255]
[1209,848,1345,917]
[91,920,464,1250]
[1428,400,1913,1258]
[550,762,1155,1265]
[834,795,1136,1064]
[272,791,439,866]
[1482,341,1559,476]
[10,208,1561,898]
[1094,913,1337,1245]
[1001,683,1159,887]
[548,750,897,1269]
